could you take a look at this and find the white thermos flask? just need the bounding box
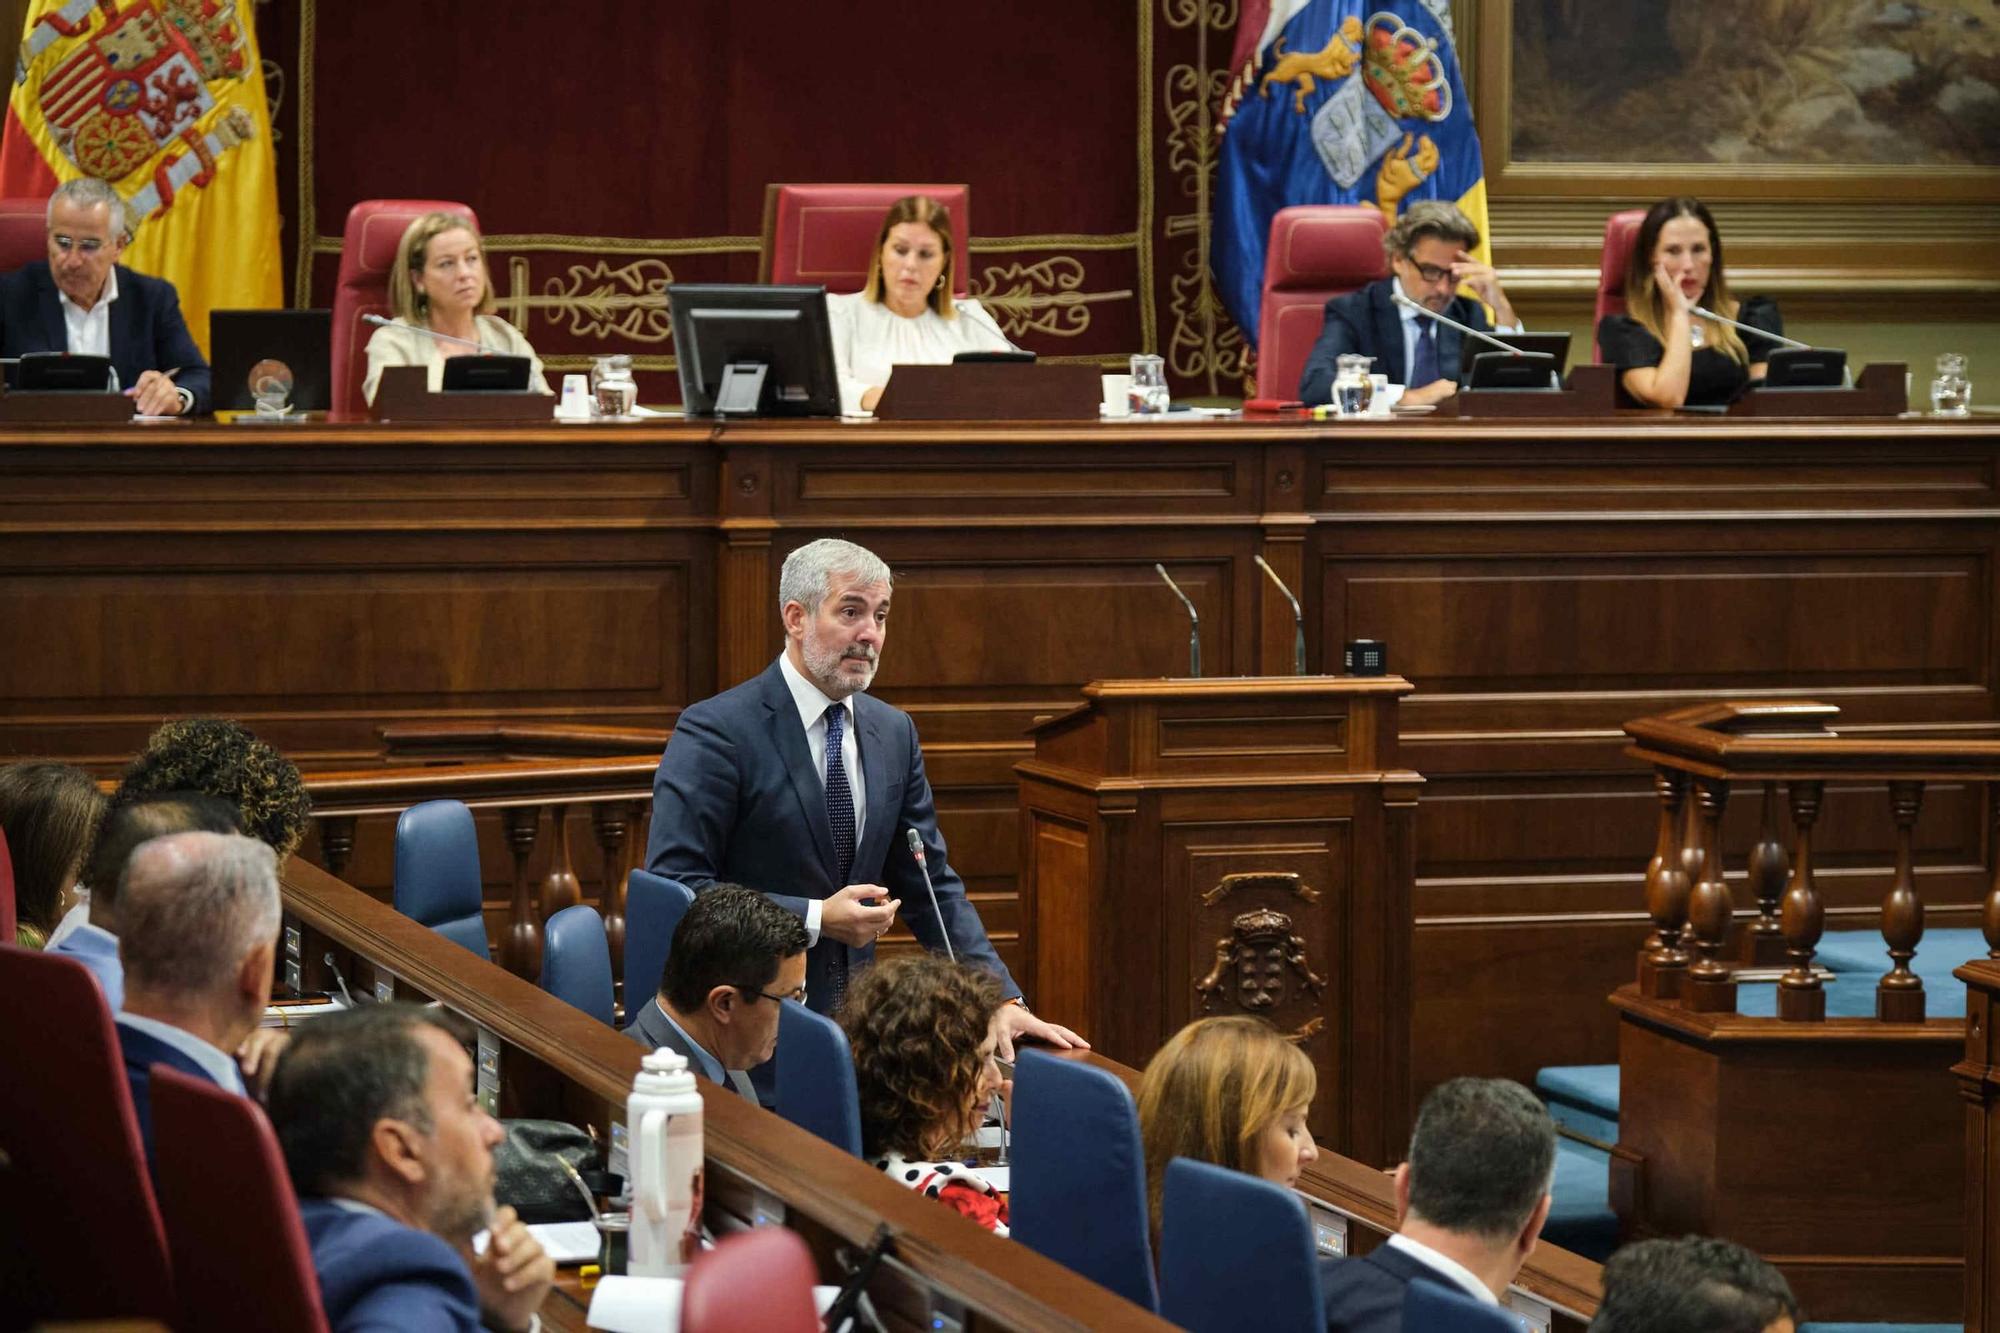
[625,1047,704,1277]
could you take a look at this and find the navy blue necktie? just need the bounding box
[823,704,857,1010]
[1411,320,1440,387]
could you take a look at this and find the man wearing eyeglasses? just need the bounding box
[0,177,210,415]
[1298,199,1519,410]
[624,883,809,1101]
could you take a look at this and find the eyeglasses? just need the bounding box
[737,982,808,1006]
[50,234,107,255]
[1404,259,1454,283]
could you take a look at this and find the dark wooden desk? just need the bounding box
[11,412,1999,1093]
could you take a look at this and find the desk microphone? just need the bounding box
[361,312,489,353]
[1687,305,1814,353]
[906,828,956,963]
[1254,555,1307,675]
[1390,291,1528,357]
[1155,563,1202,678]
[322,951,359,1007]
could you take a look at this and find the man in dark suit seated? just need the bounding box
[113,830,282,1171]
[646,536,1083,1058]
[0,177,210,415]
[1297,200,1519,410]
[1589,1236,1800,1333]
[624,882,808,1100]
[1322,1077,1556,1331]
[268,1004,555,1333]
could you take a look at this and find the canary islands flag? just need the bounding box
[0,0,282,354]
[1214,1,1487,348]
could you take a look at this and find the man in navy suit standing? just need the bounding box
[646,537,1084,1058]
[1322,1078,1556,1331]
[114,830,283,1171]
[1297,200,1518,411]
[0,178,209,415]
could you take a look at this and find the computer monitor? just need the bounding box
[210,309,331,412]
[12,352,114,392]
[668,283,840,417]
[441,355,532,392]
[1761,347,1847,388]
[1465,350,1560,391]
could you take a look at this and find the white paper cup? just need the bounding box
[1101,373,1133,417]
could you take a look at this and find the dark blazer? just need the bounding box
[1321,1243,1467,1333]
[117,1021,221,1175]
[622,995,755,1098]
[1297,277,1492,405]
[0,260,211,414]
[299,1198,482,1333]
[645,659,1019,1014]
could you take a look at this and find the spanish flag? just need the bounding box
[0,0,282,354]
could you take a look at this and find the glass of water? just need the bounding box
[1128,354,1169,414]
[1931,352,1970,417]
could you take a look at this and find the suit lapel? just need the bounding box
[36,266,66,353]
[107,267,140,384]
[760,665,839,880]
[853,698,895,880]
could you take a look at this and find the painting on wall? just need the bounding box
[1507,0,2000,167]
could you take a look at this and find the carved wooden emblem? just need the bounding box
[1195,905,1327,1017]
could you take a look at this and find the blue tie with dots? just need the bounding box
[824,704,856,1009]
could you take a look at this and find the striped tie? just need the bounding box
[824,704,856,1011]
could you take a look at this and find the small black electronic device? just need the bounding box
[211,308,332,411]
[1465,350,1561,391]
[1497,332,1571,375]
[15,352,114,392]
[952,350,1035,364]
[1761,347,1847,389]
[667,282,841,417]
[441,355,532,392]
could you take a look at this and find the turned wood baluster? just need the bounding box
[499,805,544,979]
[1877,780,1927,1023]
[1638,768,1691,999]
[1684,777,1737,1013]
[316,815,358,881]
[594,800,634,980]
[1986,782,2000,960]
[1678,788,1706,900]
[1777,780,1826,1022]
[1742,781,1790,966]
[538,802,581,920]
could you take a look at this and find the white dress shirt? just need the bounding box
[115,1010,246,1095]
[824,290,1015,415]
[776,651,867,945]
[1384,1232,1499,1305]
[1392,275,1523,386]
[58,264,115,364]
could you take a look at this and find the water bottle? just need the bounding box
[625,1047,703,1277]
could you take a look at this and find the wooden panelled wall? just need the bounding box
[3,416,1996,1091]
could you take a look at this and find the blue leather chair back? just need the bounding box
[393,799,489,959]
[540,905,615,1027]
[1404,1278,1521,1331]
[1010,1048,1159,1311]
[623,869,696,1007]
[1159,1157,1322,1333]
[775,1000,862,1155]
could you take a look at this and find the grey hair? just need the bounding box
[1405,1077,1556,1241]
[47,177,129,243]
[778,538,892,615]
[1383,199,1479,263]
[117,831,280,996]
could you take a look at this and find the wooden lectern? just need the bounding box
[1015,675,1421,1165]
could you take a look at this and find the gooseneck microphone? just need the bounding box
[1155,563,1202,678]
[906,828,956,963]
[1688,304,1814,353]
[1254,555,1307,676]
[362,312,488,352]
[1390,290,1527,357]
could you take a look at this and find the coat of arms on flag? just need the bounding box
[0,0,282,350]
[1212,0,1488,353]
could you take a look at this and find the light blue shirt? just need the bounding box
[48,920,124,1011]
[116,1010,246,1096]
[777,650,867,946]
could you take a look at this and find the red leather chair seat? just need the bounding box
[682,1226,820,1333]
[760,183,970,296]
[329,198,478,418]
[1593,209,1647,360]
[0,196,47,276]
[1257,205,1387,400]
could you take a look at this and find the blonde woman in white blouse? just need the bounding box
[362,212,551,405]
[825,195,1016,414]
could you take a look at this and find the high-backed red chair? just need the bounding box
[0,826,15,943]
[329,199,478,419]
[760,184,971,296]
[151,1064,330,1333]
[681,1226,820,1333]
[0,196,48,275]
[0,945,174,1324]
[1593,208,1647,360]
[1257,205,1387,400]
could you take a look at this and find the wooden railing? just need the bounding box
[302,724,668,979]
[1624,701,2000,1022]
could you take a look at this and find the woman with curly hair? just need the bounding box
[1136,1015,1320,1241]
[112,717,313,860]
[839,953,1011,1234]
[0,762,107,948]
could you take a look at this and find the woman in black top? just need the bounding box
[1597,197,1784,408]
